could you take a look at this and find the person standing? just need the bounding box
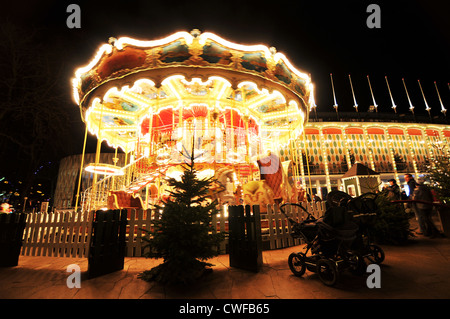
[404,174,416,199]
[386,179,401,200]
[405,173,421,233]
[412,177,441,237]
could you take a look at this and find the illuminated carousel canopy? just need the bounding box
[72,29,314,158]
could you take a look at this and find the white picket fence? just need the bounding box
[19,203,327,258]
[125,209,158,257]
[21,210,93,258]
[261,202,326,250]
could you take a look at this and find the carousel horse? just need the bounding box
[256,153,299,204]
[257,152,283,202]
[242,180,275,206]
[208,166,240,205]
[210,165,277,207]
[107,189,144,209]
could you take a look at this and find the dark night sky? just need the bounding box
[2,0,450,158]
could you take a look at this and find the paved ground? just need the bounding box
[2,218,448,318]
[1,233,450,301]
[1,230,449,317]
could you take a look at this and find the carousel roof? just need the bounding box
[72,29,314,152]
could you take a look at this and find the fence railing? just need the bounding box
[125,208,159,257]
[19,203,327,258]
[21,210,93,258]
[261,202,325,250]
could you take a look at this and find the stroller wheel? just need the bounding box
[316,259,339,286]
[288,253,306,277]
[347,251,366,275]
[367,244,385,264]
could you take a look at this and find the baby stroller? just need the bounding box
[280,203,366,286]
[326,191,385,265]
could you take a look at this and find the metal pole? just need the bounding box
[417,79,432,121]
[435,81,447,117]
[74,124,88,211]
[330,73,339,120]
[402,78,415,116]
[367,75,378,112]
[349,74,358,112]
[385,76,397,113]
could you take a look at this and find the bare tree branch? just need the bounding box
[0,21,73,200]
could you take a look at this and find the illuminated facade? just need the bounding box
[287,112,450,199]
[53,153,126,209]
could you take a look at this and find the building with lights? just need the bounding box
[285,112,449,199]
[53,153,126,210]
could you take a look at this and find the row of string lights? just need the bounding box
[311,74,449,118]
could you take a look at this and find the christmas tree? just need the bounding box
[138,144,225,285]
[371,192,413,245]
[425,145,450,204]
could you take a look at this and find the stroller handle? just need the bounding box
[280,203,315,221]
[356,192,378,200]
[346,192,378,206]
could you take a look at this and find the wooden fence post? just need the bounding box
[228,205,263,272]
[0,213,27,267]
[87,209,127,279]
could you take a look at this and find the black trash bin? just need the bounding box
[228,205,263,272]
[88,209,127,278]
[0,213,27,267]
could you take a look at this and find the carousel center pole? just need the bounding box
[74,124,88,211]
[302,129,313,199]
[91,102,104,210]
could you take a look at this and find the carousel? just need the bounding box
[72,29,315,211]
